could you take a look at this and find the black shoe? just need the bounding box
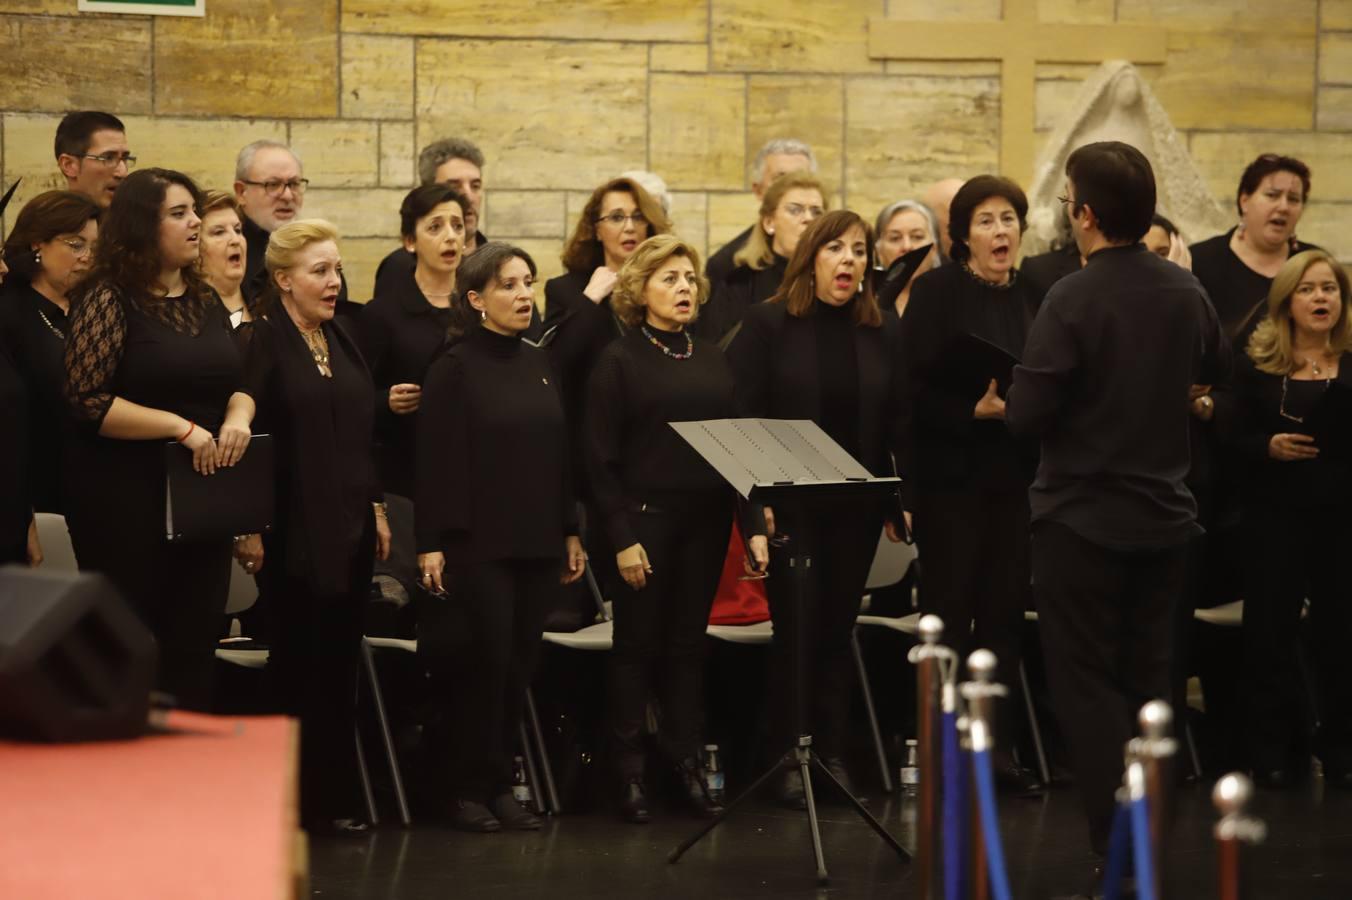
[821,755,867,804]
[777,762,807,810]
[451,799,502,833]
[678,759,724,817]
[995,761,1046,797]
[620,782,651,824]
[1252,768,1294,790]
[490,792,542,830]
[306,816,372,837]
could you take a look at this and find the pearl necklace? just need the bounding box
[641,325,693,360]
[36,307,65,340]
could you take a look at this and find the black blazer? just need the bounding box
[725,300,903,481]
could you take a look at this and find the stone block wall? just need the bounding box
[0,0,1342,296]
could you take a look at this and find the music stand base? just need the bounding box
[668,734,911,883]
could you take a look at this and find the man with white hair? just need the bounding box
[232,139,355,310]
[705,138,816,285]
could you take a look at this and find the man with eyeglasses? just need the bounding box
[233,140,350,309]
[55,111,134,210]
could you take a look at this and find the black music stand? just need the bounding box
[666,418,911,883]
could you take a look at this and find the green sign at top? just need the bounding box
[79,0,204,16]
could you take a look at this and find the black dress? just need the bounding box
[0,282,72,513]
[694,254,787,343]
[726,298,903,759]
[416,325,577,801]
[359,265,456,499]
[1219,353,1352,777]
[244,312,380,823]
[899,262,1039,685]
[1191,229,1320,349]
[0,335,29,564]
[584,325,739,781]
[63,283,242,710]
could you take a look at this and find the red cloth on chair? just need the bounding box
[708,519,770,625]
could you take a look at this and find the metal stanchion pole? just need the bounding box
[1135,700,1177,900]
[908,614,946,900]
[1213,774,1265,900]
[963,650,1010,900]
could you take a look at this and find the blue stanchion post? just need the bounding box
[1102,799,1133,900]
[962,650,1011,900]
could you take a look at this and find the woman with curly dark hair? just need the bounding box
[63,167,256,709]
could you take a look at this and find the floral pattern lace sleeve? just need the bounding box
[64,283,127,429]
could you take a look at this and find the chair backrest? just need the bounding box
[865,528,916,591]
[34,513,78,573]
[225,561,258,615]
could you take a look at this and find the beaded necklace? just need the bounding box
[36,307,65,340]
[640,325,693,360]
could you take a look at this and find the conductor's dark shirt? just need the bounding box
[1006,243,1230,550]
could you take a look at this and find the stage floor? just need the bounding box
[309,776,1352,899]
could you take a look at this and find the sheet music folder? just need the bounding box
[165,435,275,542]
[670,418,900,504]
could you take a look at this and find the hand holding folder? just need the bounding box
[165,435,275,542]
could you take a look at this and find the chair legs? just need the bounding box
[518,720,547,815]
[360,638,412,827]
[852,627,896,793]
[355,727,379,826]
[1018,660,1052,786]
[525,687,562,814]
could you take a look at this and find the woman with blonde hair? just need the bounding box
[698,172,826,343]
[584,234,763,822]
[244,218,391,834]
[1220,248,1352,791]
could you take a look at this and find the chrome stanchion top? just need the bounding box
[1137,700,1178,759]
[1213,774,1266,844]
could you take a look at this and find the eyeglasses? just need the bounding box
[595,212,647,228]
[783,203,824,220]
[83,152,136,169]
[1279,374,1330,423]
[58,237,94,258]
[240,178,310,197]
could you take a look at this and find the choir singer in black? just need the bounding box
[897,175,1043,794]
[1006,142,1229,873]
[584,234,763,823]
[416,243,587,834]
[725,209,906,807]
[63,168,255,710]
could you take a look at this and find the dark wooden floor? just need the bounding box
[308,775,1352,899]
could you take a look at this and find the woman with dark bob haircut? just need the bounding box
[725,209,907,806]
[0,189,102,514]
[416,242,586,833]
[360,182,477,499]
[898,174,1045,795]
[63,168,256,709]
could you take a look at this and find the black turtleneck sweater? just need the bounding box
[815,298,862,460]
[584,324,738,551]
[415,325,577,562]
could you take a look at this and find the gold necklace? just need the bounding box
[301,327,332,378]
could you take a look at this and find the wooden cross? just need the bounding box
[868,0,1167,184]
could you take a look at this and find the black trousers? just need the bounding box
[69,521,231,712]
[766,500,882,758]
[1241,506,1352,774]
[1033,520,1185,855]
[914,485,1030,689]
[423,557,558,800]
[610,503,730,781]
[263,541,371,823]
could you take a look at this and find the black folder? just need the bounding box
[928,332,1021,399]
[1302,381,1352,460]
[164,434,275,542]
[875,243,934,311]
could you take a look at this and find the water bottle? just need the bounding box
[900,739,920,795]
[703,744,726,804]
[512,755,533,804]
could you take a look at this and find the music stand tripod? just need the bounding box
[666,418,911,883]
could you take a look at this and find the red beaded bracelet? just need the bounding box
[177,421,196,443]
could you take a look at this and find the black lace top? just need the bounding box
[65,282,223,429]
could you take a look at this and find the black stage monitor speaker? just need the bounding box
[0,565,156,742]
